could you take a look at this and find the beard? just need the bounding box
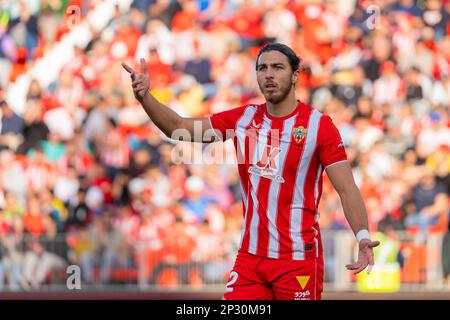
[260,82,293,104]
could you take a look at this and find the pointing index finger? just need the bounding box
[122,62,135,74]
[140,58,148,74]
[368,240,381,248]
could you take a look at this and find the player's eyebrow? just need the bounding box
[257,62,286,69]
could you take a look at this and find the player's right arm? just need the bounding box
[122,58,218,143]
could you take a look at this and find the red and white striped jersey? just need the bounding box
[25,160,54,192]
[99,129,130,169]
[210,101,347,260]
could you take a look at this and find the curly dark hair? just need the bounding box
[256,42,302,72]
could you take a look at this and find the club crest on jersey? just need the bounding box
[292,126,307,143]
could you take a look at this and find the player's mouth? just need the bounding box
[265,83,277,91]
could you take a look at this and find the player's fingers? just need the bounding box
[140,58,148,73]
[345,263,360,270]
[132,80,144,87]
[349,258,367,274]
[347,257,366,269]
[136,86,148,94]
[122,62,135,74]
[358,254,371,272]
[353,265,367,275]
[134,82,146,89]
[132,75,146,83]
[368,241,380,248]
[133,74,147,83]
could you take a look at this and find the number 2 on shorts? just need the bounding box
[225,271,238,293]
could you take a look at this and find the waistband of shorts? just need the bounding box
[237,248,322,261]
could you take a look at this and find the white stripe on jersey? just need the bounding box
[236,106,258,249]
[248,114,271,255]
[314,164,322,224]
[267,116,297,259]
[291,109,322,260]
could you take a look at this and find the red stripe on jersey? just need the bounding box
[276,107,313,259]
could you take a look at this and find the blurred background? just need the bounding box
[0,0,449,299]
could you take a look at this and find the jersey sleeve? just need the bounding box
[209,106,247,140]
[317,115,348,169]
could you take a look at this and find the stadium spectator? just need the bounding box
[181,175,214,224]
[20,216,67,290]
[16,100,49,155]
[405,167,449,241]
[68,225,94,284]
[66,188,91,230]
[1,215,26,291]
[2,191,25,225]
[150,217,198,287]
[0,100,24,135]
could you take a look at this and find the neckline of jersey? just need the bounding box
[263,100,303,121]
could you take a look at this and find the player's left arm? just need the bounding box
[326,162,380,274]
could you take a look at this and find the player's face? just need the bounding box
[256,51,296,104]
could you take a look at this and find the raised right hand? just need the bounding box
[122,58,150,101]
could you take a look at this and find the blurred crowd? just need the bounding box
[0,0,96,85]
[0,0,449,291]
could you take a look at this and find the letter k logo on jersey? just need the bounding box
[248,145,285,183]
[256,145,281,171]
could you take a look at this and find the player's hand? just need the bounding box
[122,58,150,101]
[345,239,380,274]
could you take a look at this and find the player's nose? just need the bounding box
[265,71,274,80]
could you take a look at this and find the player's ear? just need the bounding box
[292,70,299,84]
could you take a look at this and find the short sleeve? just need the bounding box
[317,115,347,169]
[209,106,247,140]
